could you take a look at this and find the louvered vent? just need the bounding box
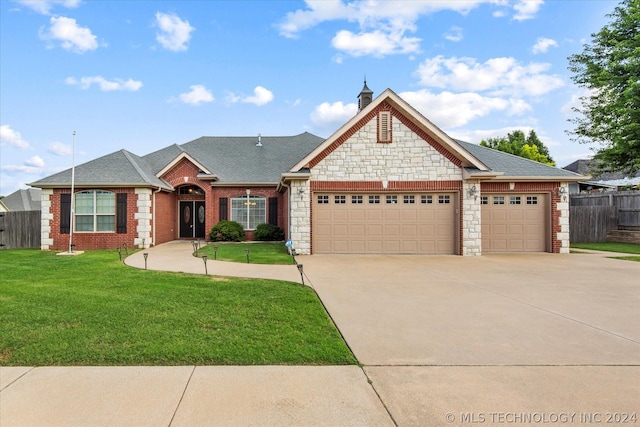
[378,111,391,143]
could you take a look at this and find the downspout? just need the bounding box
[152,187,162,247]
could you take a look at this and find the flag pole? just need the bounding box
[68,131,76,253]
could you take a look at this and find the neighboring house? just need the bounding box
[0,188,41,211]
[563,159,640,193]
[30,85,583,254]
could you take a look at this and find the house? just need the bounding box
[563,159,640,193]
[0,188,41,212]
[30,85,583,254]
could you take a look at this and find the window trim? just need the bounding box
[231,195,266,230]
[74,190,116,233]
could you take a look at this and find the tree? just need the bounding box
[479,130,556,166]
[567,0,640,175]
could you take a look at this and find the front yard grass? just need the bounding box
[0,250,356,366]
[197,242,295,265]
[570,242,640,262]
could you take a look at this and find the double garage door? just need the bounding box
[481,193,548,252]
[313,193,457,254]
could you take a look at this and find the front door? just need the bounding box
[180,201,206,239]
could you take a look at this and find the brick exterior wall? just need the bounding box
[153,190,176,245]
[45,187,140,251]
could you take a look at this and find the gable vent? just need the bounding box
[378,111,391,143]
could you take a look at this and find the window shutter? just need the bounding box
[219,197,228,221]
[268,197,278,225]
[378,111,391,143]
[60,193,71,234]
[116,193,127,234]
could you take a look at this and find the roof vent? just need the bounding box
[256,133,263,147]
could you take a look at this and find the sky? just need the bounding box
[0,0,619,196]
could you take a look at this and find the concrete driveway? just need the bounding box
[300,253,640,426]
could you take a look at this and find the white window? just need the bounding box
[438,195,451,204]
[403,195,415,204]
[386,195,398,204]
[231,196,266,230]
[510,196,522,205]
[75,190,115,232]
[526,196,538,205]
[317,195,329,204]
[421,195,433,204]
[351,195,363,204]
[369,195,380,204]
[480,196,488,205]
[335,195,346,204]
[493,196,505,205]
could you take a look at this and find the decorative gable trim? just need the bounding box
[156,152,211,178]
[292,88,489,172]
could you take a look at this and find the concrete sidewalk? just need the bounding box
[124,240,303,283]
[1,366,393,426]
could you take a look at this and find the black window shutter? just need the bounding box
[116,193,127,234]
[219,197,228,221]
[268,197,278,225]
[60,193,71,234]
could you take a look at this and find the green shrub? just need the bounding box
[254,223,285,241]
[209,220,245,242]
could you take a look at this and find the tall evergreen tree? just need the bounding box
[567,0,640,175]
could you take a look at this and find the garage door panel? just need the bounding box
[482,193,546,253]
[313,192,456,254]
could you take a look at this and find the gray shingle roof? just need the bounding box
[2,188,41,211]
[30,149,171,189]
[175,133,324,183]
[457,140,583,178]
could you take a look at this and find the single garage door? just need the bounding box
[313,193,456,254]
[481,194,548,252]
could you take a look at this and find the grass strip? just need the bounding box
[197,242,295,265]
[570,242,640,254]
[0,249,356,366]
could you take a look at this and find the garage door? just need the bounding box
[481,194,547,252]
[313,193,456,254]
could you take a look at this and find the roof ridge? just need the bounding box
[120,149,156,184]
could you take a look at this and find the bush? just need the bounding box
[209,220,245,242]
[254,223,285,241]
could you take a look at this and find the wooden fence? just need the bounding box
[0,211,41,249]
[570,191,640,243]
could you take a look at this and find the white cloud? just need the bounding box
[532,37,558,54]
[398,89,526,128]
[277,0,486,57]
[39,16,98,53]
[415,55,564,97]
[48,142,73,156]
[1,156,45,174]
[242,86,274,106]
[0,125,30,149]
[443,26,463,42]
[155,12,194,52]
[17,0,80,15]
[513,0,544,21]
[65,76,143,91]
[178,85,214,105]
[331,29,421,57]
[310,101,358,130]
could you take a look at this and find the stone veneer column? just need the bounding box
[135,188,152,248]
[557,182,570,254]
[289,180,311,254]
[40,189,53,250]
[462,181,482,256]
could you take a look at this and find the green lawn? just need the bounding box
[570,242,640,254]
[0,250,356,366]
[197,242,295,265]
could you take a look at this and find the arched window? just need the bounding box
[75,190,115,232]
[230,195,265,230]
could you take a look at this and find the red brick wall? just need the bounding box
[481,181,562,253]
[210,186,283,241]
[154,191,176,244]
[49,188,138,251]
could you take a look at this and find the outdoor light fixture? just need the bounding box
[467,185,478,200]
[117,246,122,261]
[245,247,250,263]
[122,243,128,256]
[202,255,208,275]
[192,240,199,256]
[213,245,218,260]
[297,263,305,285]
[557,186,568,202]
[143,252,149,270]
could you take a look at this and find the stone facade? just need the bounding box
[40,188,53,250]
[135,188,152,248]
[288,180,311,254]
[462,180,482,256]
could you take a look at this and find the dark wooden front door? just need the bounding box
[180,201,206,239]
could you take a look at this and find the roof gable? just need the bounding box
[291,88,489,172]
